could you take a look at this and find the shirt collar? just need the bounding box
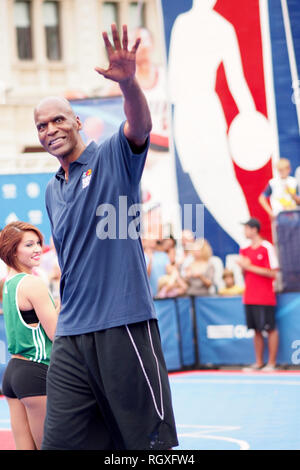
[55,141,97,181]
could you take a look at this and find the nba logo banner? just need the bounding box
[159,0,300,260]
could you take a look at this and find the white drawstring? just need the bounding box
[126,321,164,421]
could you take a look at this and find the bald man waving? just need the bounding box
[34,24,178,451]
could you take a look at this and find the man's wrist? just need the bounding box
[119,76,137,92]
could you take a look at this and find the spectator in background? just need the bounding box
[259,158,300,220]
[144,237,170,297]
[161,235,177,265]
[183,239,215,296]
[236,218,279,371]
[178,229,195,274]
[218,268,244,296]
[144,233,182,297]
[157,264,188,299]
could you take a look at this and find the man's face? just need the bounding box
[244,225,257,239]
[34,99,82,159]
[278,164,290,179]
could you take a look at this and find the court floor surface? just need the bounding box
[169,369,300,450]
[0,369,299,451]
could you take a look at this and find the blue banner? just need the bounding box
[276,292,300,364]
[175,297,196,367]
[0,173,54,244]
[195,296,259,365]
[195,293,300,365]
[155,299,182,371]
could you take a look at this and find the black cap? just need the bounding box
[242,217,261,231]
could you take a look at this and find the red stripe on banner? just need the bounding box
[214,0,273,242]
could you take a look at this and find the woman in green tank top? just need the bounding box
[0,222,59,450]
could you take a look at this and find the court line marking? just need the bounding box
[177,425,250,450]
[170,378,300,386]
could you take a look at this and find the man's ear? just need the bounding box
[76,116,83,131]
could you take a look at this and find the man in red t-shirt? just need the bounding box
[237,218,279,371]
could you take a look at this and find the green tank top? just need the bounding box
[3,273,54,366]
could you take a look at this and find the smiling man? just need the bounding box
[34,97,86,181]
[34,24,178,451]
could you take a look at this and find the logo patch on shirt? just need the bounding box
[82,169,92,189]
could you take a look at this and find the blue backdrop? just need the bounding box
[155,293,300,370]
[0,173,53,244]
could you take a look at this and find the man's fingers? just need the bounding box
[103,24,137,54]
[122,25,128,50]
[111,23,121,50]
[94,66,108,77]
[102,31,114,54]
[130,37,141,54]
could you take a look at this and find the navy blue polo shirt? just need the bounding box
[45,122,156,336]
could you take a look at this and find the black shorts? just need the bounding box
[245,304,276,332]
[2,358,48,399]
[42,319,178,451]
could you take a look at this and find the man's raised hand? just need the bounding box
[95,24,140,84]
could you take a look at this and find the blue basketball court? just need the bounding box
[169,370,300,450]
[0,369,299,450]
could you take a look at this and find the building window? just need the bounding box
[43,1,61,60]
[14,0,33,60]
[102,2,119,37]
[129,2,146,30]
